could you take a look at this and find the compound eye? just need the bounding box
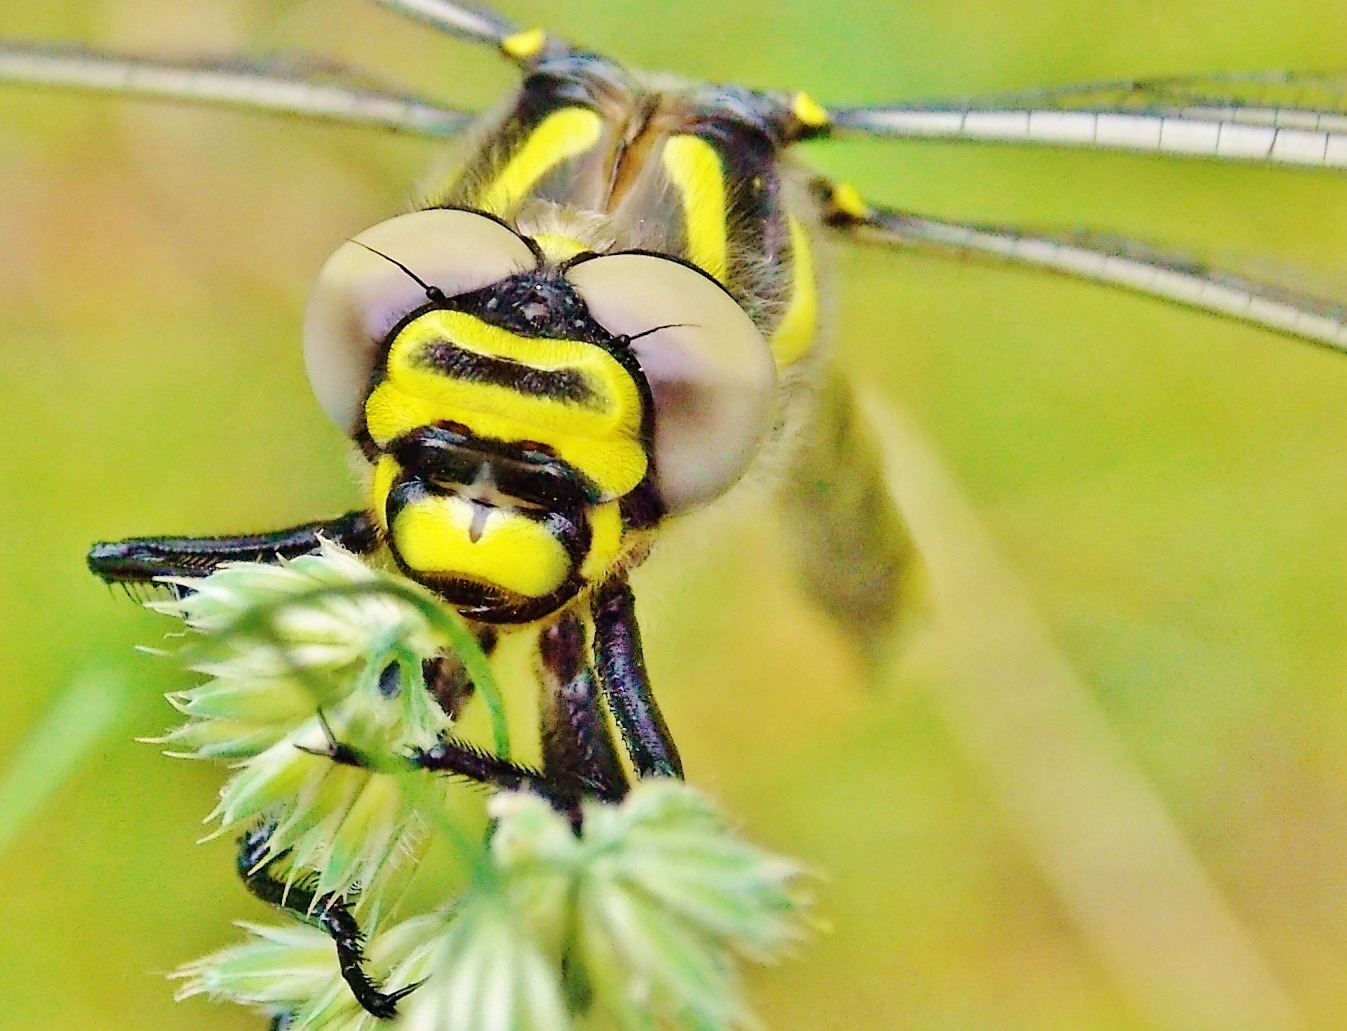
[303,209,537,431]
[566,253,775,513]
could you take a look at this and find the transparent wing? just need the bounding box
[0,41,470,135]
[813,179,1347,354]
[369,0,563,62]
[824,71,1347,169]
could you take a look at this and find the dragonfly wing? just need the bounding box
[812,179,1347,354]
[0,42,471,135]
[823,71,1347,169]
[367,0,564,63]
[778,368,922,669]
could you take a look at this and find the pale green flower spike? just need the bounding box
[151,542,811,1029]
[175,783,810,1031]
[145,540,503,900]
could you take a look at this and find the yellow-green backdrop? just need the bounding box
[2,1,1346,1029]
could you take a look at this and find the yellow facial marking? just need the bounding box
[578,500,624,582]
[371,453,400,532]
[391,496,571,598]
[769,216,819,367]
[501,26,547,61]
[365,309,648,499]
[476,107,604,217]
[661,134,729,281]
[791,91,830,129]
[830,181,872,220]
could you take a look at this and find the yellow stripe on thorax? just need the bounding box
[476,107,604,216]
[365,310,648,498]
[769,215,819,367]
[532,232,590,263]
[661,134,729,281]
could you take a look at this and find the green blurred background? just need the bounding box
[3,1,1347,1028]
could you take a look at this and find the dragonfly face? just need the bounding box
[304,178,781,624]
[2,2,1347,1029]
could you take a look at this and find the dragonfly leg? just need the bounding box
[87,510,379,584]
[412,614,629,819]
[295,697,554,797]
[536,613,629,820]
[236,823,421,1021]
[591,579,683,780]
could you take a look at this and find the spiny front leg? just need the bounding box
[88,510,379,584]
[236,822,420,1020]
[297,693,560,800]
[409,735,555,795]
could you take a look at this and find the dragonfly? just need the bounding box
[3,0,1346,1027]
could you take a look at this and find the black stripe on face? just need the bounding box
[391,426,601,509]
[414,339,597,404]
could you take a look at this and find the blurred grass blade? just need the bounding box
[870,398,1303,1031]
[0,671,133,855]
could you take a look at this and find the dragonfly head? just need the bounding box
[302,209,775,622]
